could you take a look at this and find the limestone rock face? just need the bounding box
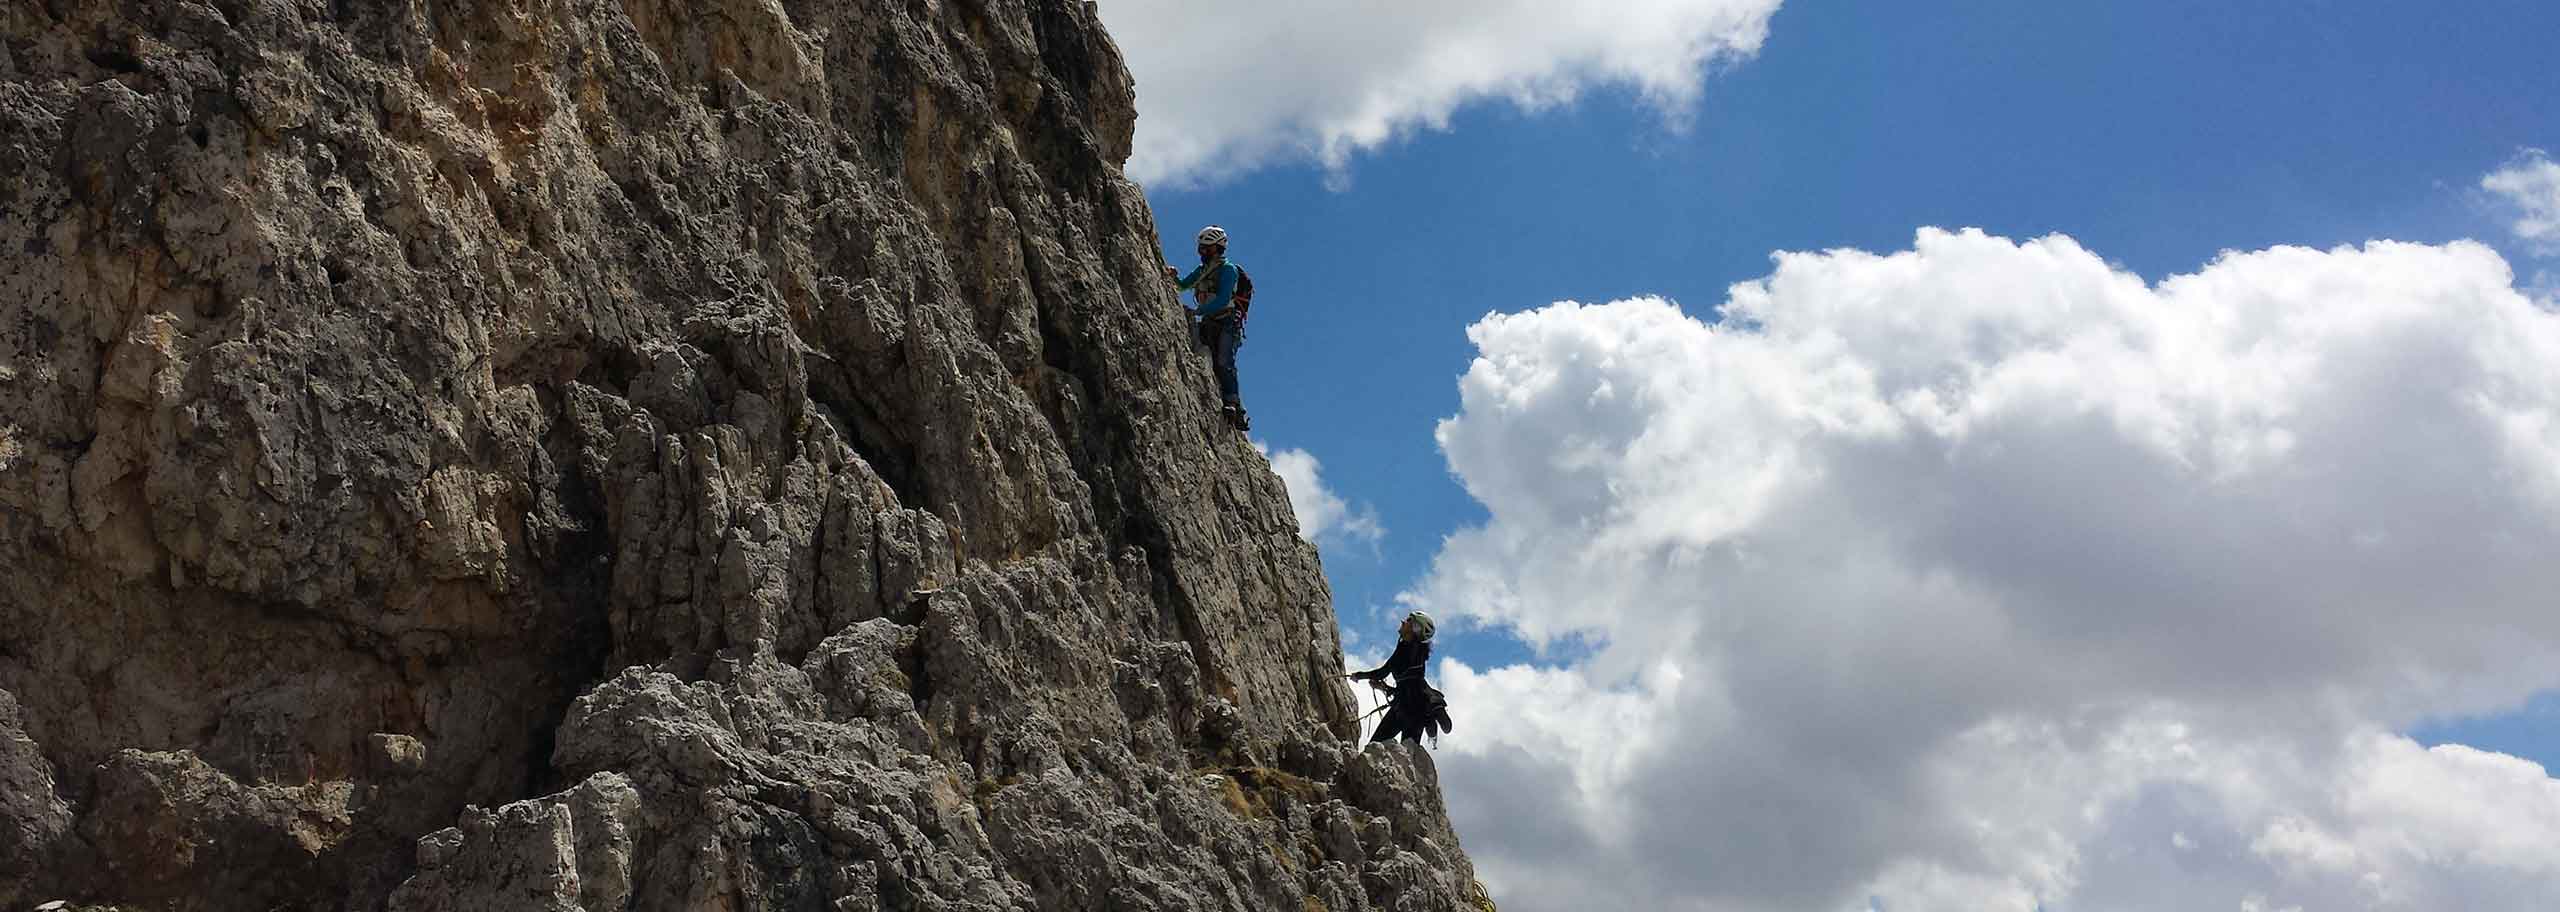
[0,1,1490,909]
[0,690,72,907]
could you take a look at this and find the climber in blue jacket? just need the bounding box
[1164,225,1252,431]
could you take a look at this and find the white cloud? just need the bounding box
[1406,229,2560,911]
[2483,149,2560,256]
[1097,0,1781,186]
[1257,442,1384,546]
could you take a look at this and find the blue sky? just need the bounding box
[1147,0,2557,751]
[1113,1,2560,907]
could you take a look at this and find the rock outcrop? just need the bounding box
[0,1,1490,909]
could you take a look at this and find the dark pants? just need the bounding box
[1197,315,1242,406]
[1369,692,1431,744]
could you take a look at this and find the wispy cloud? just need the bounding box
[1255,442,1384,548]
[2484,148,2560,257]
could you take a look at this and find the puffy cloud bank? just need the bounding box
[1405,229,2560,910]
[1097,0,1780,186]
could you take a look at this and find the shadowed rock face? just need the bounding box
[0,1,1491,909]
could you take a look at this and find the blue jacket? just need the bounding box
[1176,259,1242,318]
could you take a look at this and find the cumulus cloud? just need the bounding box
[2483,149,2560,256]
[1096,0,1781,186]
[1257,442,1384,546]
[1406,229,2560,910]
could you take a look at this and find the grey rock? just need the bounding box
[74,749,363,907]
[0,688,72,906]
[368,734,429,778]
[390,773,641,912]
[0,0,1489,909]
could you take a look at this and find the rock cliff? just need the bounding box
[0,1,1491,908]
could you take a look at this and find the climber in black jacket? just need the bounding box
[1349,611,1452,745]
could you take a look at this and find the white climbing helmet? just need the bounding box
[1196,225,1228,248]
[1403,611,1435,640]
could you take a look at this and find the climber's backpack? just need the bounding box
[1230,265,1254,322]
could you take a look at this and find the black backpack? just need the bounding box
[1231,266,1254,320]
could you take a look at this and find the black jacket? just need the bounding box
[1356,637,1432,703]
